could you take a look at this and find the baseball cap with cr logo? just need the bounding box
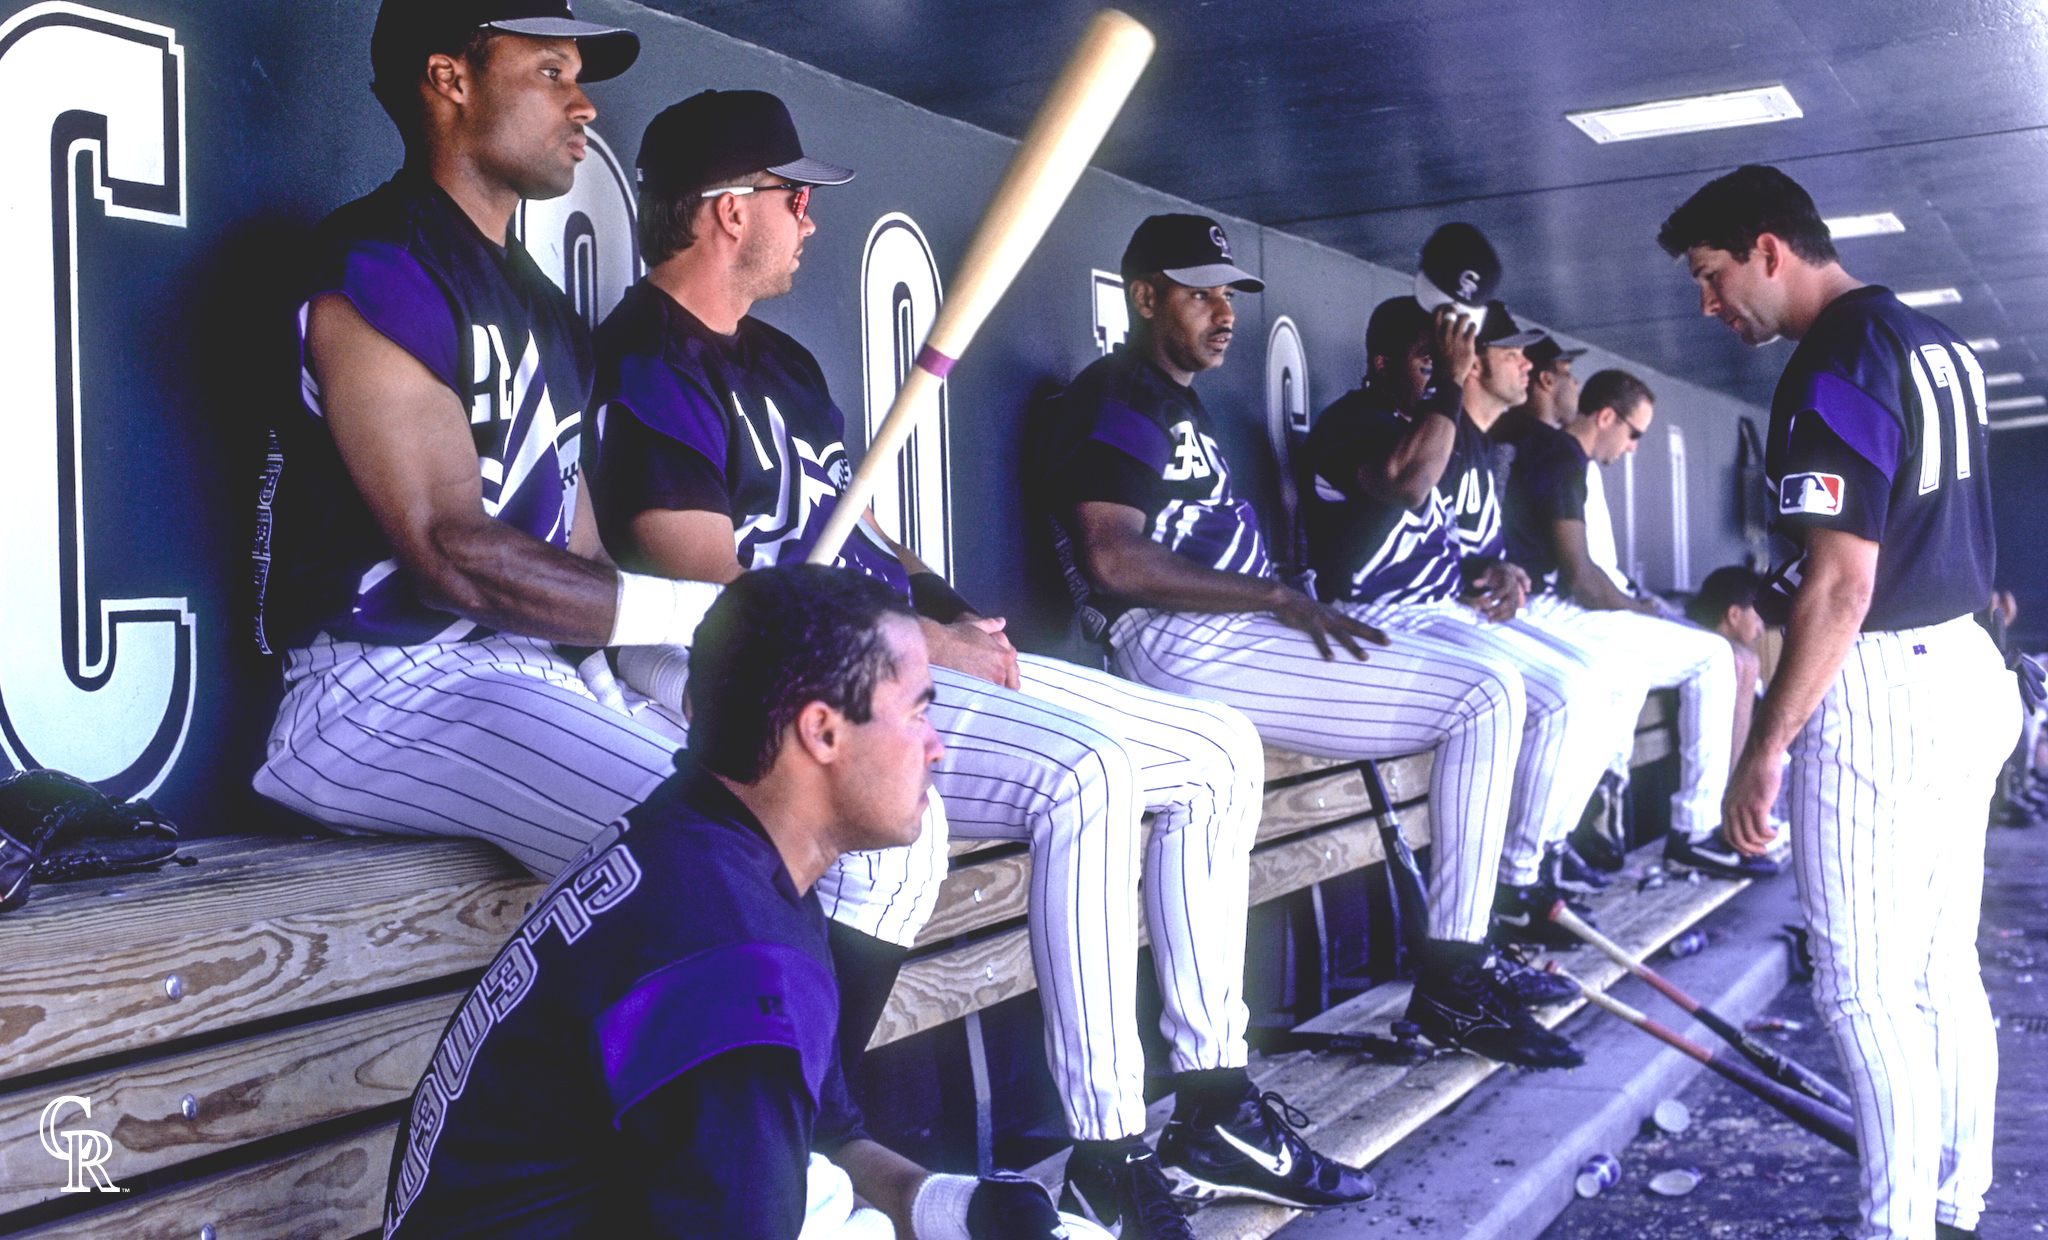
[1121,214,1264,291]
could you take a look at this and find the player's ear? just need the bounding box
[424,53,467,106]
[790,700,843,765]
[1129,275,1158,322]
[1756,231,1785,276]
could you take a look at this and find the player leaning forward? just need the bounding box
[252,3,721,874]
[384,565,1087,1239]
[588,91,1372,1235]
[1038,215,1580,1071]
[1663,165,2021,1240]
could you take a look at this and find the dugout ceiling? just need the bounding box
[647,0,2048,414]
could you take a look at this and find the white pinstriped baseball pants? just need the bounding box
[642,652,1264,1143]
[1108,607,1522,944]
[1343,599,1639,886]
[253,635,680,876]
[1789,616,2017,1240]
[1520,594,1735,842]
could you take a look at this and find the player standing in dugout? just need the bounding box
[1661,164,2030,1240]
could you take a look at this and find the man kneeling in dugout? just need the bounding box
[381,564,1078,1239]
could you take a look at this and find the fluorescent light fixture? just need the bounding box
[1987,395,2045,413]
[1567,85,1801,144]
[1823,212,1904,240]
[1967,337,2001,352]
[1897,287,1962,308]
[1985,372,2024,387]
[1990,411,2048,431]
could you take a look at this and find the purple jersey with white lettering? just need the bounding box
[590,283,910,594]
[1301,387,1464,605]
[256,168,593,651]
[384,758,862,1240]
[1039,347,1274,631]
[1762,285,1996,631]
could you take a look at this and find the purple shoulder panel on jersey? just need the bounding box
[1791,369,1901,482]
[594,940,838,1128]
[1089,398,1175,473]
[611,351,731,467]
[325,241,462,394]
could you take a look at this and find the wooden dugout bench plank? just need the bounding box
[0,696,1675,1240]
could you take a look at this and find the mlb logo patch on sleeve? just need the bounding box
[1779,472,1845,516]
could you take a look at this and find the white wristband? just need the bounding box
[613,643,691,713]
[910,1173,977,1240]
[608,572,721,649]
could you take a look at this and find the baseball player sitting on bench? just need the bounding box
[1685,565,1770,762]
[1301,295,1641,982]
[1496,369,1764,881]
[1037,214,1580,1071]
[1664,165,2023,1240]
[384,565,1077,1240]
[588,93,1371,1238]
[250,2,726,877]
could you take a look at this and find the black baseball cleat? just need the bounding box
[1406,957,1586,1069]
[1665,830,1782,880]
[1487,948,1580,1008]
[1156,1084,1375,1209]
[1061,1139,1196,1240]
[1541,840,1612,895]
[1490,882,1593,949]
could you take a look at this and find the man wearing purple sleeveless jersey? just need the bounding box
[1663,164,2022,1240]
[1039,215,1582,1074]
[589,93,1369,1238]
[251,0,719,877]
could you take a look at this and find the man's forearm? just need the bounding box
[1745,568,1870,760]
[1365,408,1457,506]
[832,1138,927,1238]
[415,517,621,643]
[1091,538,1289,614]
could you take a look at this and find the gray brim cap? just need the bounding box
[487,16,639,81]
[1164,262,1265,292]
[767,156,855,187]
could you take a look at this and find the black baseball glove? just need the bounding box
[0,769,183,912]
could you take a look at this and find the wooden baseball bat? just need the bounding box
[807,9,1156,566]
[1554,965,1858,1156]
[1548,900,1855,1114]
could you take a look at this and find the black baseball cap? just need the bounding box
[637,90,854,193]
[1415,222,1502,314]
[372,0,640,93]
[1477,300,1547,351]
[1121,214,1263,291]
[1523,335,1587,372]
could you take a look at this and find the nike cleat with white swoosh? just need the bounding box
[1060,1140,1196,1240]
[1155,1086,1375,1209]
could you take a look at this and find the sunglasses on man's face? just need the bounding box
[700,182,812,220]
[1619,412,1647,441]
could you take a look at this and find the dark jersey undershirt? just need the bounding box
[1496,412,1590,596]
[384,757,863,1240]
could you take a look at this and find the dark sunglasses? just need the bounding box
[1618,411,1648,440]
[700,182,812,220]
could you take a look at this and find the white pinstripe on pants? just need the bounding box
[1789,615,2018,1239]
[1521,594,1734,842]
[1107,607,1523,944]
[1343,599,1636,886]
[252,634,679,877]
[644,652,1264,1143]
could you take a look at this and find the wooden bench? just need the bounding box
[0,695,1687,1239]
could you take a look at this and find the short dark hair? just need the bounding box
[639,170,764,266]
[1656,165,1839,266]
[686,565,918,783]
[372,28,498,152]
[1365,296,1434,377]
[1687,565,1763,628]
[1578,368,1655,419]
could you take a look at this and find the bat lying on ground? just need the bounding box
[1548,899,1855,1114]
[1549,962,1858,1156]
[808,9,1155,566]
